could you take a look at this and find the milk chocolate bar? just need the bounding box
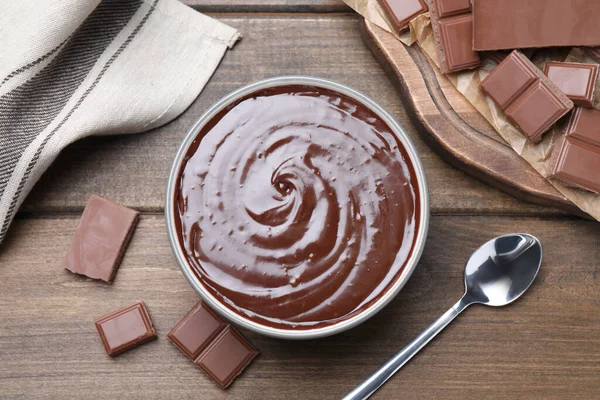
[377,0,427,35]
[544,62,598,108]
[481,51,574,142]
[65,195,139,283]
[472,0,600,51]
[426,0,480,73]
[168,301,258,389]
[551,107,600,193]
[94,301,157,357]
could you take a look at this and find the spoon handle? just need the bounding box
[342,298,471,400]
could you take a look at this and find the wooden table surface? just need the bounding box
[1,2,599,399]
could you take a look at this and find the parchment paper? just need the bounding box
[349,3,600,220]
[413,17,600,220]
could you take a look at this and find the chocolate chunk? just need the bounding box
[377,0,427,35]
[195,327,259,389]
[65,195,139,283]
[94,301,157,357]
[552,139,600,194]
[168,301,258,389]
[167,301,227,359]
[544,62,599,108]
[481,51,573,142]
[563,107,600,148]
[482,52,538,110]
[426,0,480,73]
[472,0,600,51]
[505,82,570,142]
[551,107,600,193]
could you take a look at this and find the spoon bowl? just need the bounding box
[464,233,542,306]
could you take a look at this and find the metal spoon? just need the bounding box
[343,233,542,400]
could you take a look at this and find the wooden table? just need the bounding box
[1,2,599,399]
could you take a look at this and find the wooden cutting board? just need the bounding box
[360,20,583,216]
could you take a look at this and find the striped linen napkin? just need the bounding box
[0,0,240,244]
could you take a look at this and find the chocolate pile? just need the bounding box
[64,195,258,389]
[379,0,600,194]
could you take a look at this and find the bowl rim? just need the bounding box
[165,76,430,339]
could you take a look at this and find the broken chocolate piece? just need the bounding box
[552,139,600,194]
[472,0,600,50]
[427,0,480,73]
[168,301,258,389]
[505,82,570,142]
[481,51,573,142]
[551,107,600,193]
[377,0,428,35]
[563,107,600,148]
[544,62,598,108]
[94,301,157,357]
[167,301,227,359]
[65,195,139,283]
[195,326,259,389]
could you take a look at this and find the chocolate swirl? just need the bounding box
[175,85,420,329]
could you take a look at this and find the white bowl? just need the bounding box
[165,76,430,339]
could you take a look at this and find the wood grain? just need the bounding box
[21,15,561,216]
[0,216,598,399]
[183,0,350,12]
[360,20,583,217]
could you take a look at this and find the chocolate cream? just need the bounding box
[175,85,420,329]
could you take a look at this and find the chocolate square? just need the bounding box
[65,195,139,283]
[566,107,600,148]
[433,0,470,18]
[438,14,481,73]
[378,0,427,34]
[506,82,568,142]
[552,138,600,194]
[550,107,600,193]
[481,52,538,109]
[195,327,259,389]
[94,301,157,357]
[167,301,227,359]
[544,62,598,108]
[481,51,573,142]
[427,0,480,73]
[168,301,259,389]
